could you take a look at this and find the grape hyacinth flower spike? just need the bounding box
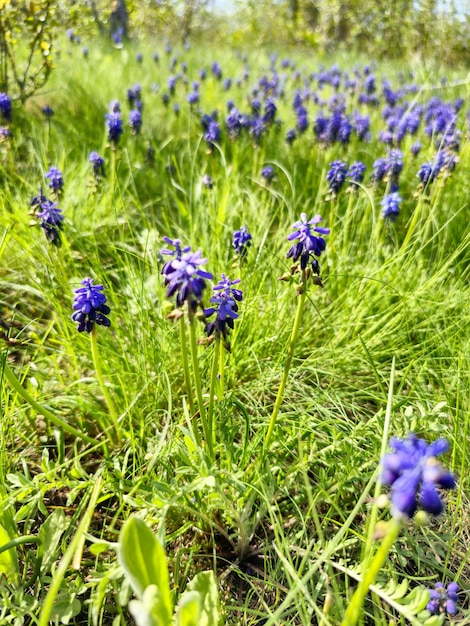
[232,225,252,259]
[89,151,105,179]
[161,237,214,457]
[263,213,329,457]
[31,187,64,245]
[46,166,64,195]
[286,213,330,282]
[204,274,243,350]
[72,278,111,333]
[161,238,213,310]
[380,434,455,519]
[71,279,119,441]
[343,434,455,626]
[37,200,64,245]
[427,582,459,616]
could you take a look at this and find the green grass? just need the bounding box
[1,36,470,625]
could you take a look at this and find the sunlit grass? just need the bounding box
[1,35,469,625]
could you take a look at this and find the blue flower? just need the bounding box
[42,105,54,119]
[347,161,366,185]
[203,119,221,147]
[89,152,105,178]
[161,239,213,308]
[427,582,459,615]
[129,109,142,135]
[232,225,252,257]
[37,198,64,245]
[381,192,402,220]
[326,160,348,194]
[46,167,64,194]
[105,111,123,145]
[204,274,243,345]
[261,165,275,182]
[287,213,329,272]
[72,278,111,333]
[202,174,213,188]
[380,434,455,519]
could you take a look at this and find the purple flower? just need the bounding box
[287,213,329,271]
[202,174,213,189]
[71,278,111,333]
[427,582,459,615]
[204,274,243,344]
[105,111,123,145]
[89,152,105,178]
[226,107,244,139]
[211,61,222,80]
[129,109,142,135]
[380,434,455,518]
[381,192,402,220]
[285,128,297,144]
[187,91,200,105]
[410,141,422,156]
[326,160,348,194]
[261,165,275,182]
[161,238,213,308]
[46,167,64,194]
[42,105,54,119]
[33,189,64,245]
[204,119,220,147]
[372,157,388,182]
[232,225,252,257]
[0,93,12,122]
[347,161,366,185]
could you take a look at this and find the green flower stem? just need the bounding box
[188,312,214,461]
[263,271,307,455]
[3,360,102,448]
[179,314,196,418]
[341,518,403,626]
[218,338,225,398]
[90,328,120,442]
[207,337,221,451]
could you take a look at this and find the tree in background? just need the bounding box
[0,0,55,102]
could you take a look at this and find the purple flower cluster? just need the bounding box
[380,434,455,519]
[30,187,64,245]
[427,582,459,615]
[105,102,123,146]
[161,237,213,308]
[129,109,142,135]
[380,192,402,220]
[261,165,275,182]
[204,274,243,344]
[287,213,329,273]
[326,160,348,194]
[46,167,64,194]
[232,225,252,257]
[72,278,111,333]
[89,152,105,179]
[0,93,12,122]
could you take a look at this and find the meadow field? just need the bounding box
[1,33,470,625]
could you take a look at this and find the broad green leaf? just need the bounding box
[38,509,67,575]
[175,590,201,626]
[129,584,165,626]
[51,594,81,625]
[187,571,219,626]
[118,517,172,624]
[0,522,19,583]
